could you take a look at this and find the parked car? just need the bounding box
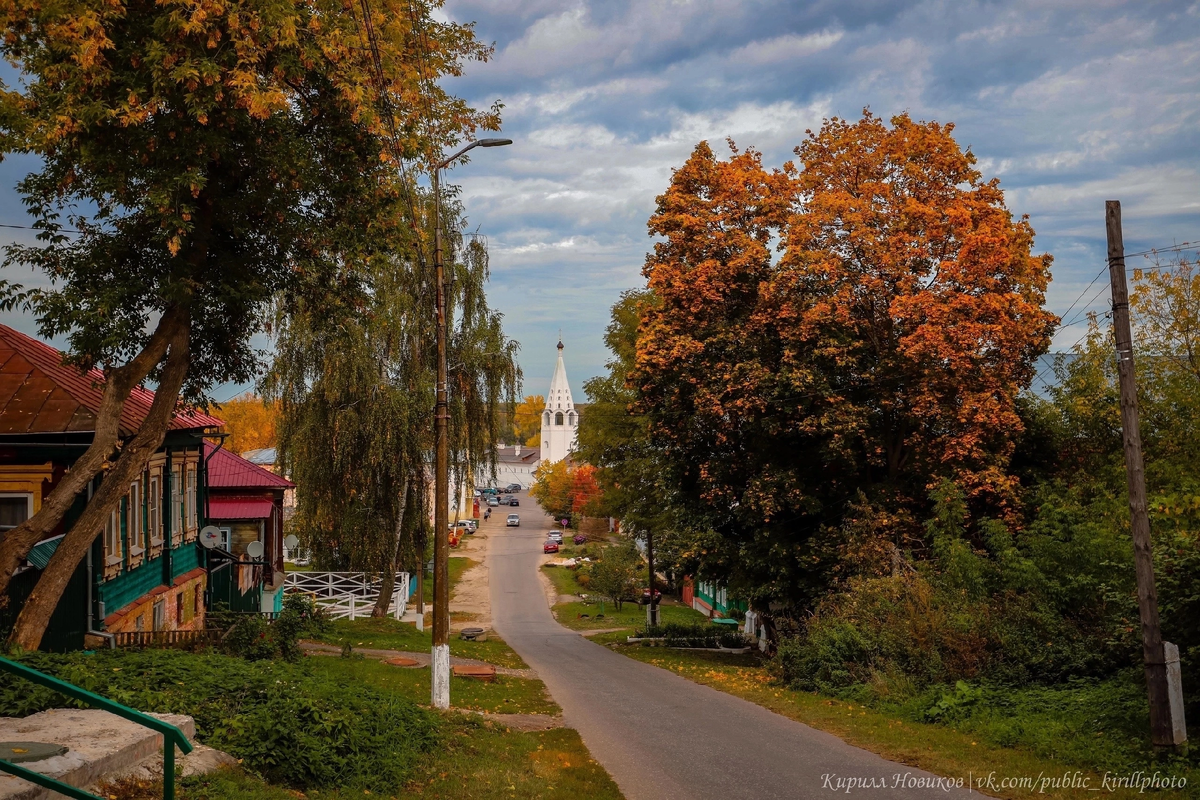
[505,483,522,492]
[506,514,520,527]
[543,539,559,554]
[548,531,563,544]
[486,496,500,507]
[573,533,586,545]
[453,520,477,534]
[507,496,520,507]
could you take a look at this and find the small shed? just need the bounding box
[203,442,294,612]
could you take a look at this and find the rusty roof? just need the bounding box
[0,324,224,437]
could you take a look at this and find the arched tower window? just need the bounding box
[568,411,576,425]
[543,411,551,427]
[555,412,564,426]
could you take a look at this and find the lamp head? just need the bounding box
[477,138,513,147]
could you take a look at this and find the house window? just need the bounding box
[148,472,162,546]
[218,526,231,551]
[171,466,183,544]
[104,507,122,564]
[152,599,165,632]
[185,465,197,534]
[0,494,32,532]
[175,592,183,624]
[128,480,143,557]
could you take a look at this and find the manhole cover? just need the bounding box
[0,742,68,763]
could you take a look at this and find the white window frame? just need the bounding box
[127,480,143,557]
[185,464,197,534]
[104,507,122,565]
[172,465,183,544]
[0,493,33,532]
[217,526,231,551]
[148,471,162,546]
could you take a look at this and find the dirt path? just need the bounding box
[450,519,492,632]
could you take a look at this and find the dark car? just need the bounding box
[507,496,520,506]
[506,483,523,492]
[543,539,560,554]
[573,533,586,545]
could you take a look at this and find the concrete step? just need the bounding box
[0,708,194,800]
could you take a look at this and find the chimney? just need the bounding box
[515,443,522,457]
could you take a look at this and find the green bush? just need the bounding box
[0,649,438,792]
[213,593,330,662]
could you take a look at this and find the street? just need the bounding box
[489,496,973,800]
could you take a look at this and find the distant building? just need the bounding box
[494,443,540,487]
[541,341,578,464]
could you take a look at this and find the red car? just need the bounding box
[543,539,560,554]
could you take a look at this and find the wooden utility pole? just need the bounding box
[1106,200,1178,747]
[647,530,657,627]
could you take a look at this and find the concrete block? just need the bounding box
[0,709,194,800]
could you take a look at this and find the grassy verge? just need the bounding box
[305,654,556,715]
[609,644,1198,799]
[420,555,477,604]
[312,616,528,670]
[109,721,621,800]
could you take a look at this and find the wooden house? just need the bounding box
[0,324,223,650]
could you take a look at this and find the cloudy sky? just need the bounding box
[2,0,1199,402]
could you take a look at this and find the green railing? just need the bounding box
[0,655,193,800]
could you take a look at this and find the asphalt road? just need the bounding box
[489,497,974,800]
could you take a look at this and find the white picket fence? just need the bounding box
[284,571,410,621]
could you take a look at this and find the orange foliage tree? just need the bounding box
[530,460,602,521]
[634,112,1056,614]
[216,392,279,454]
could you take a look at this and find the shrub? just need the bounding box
[0,649,438,792]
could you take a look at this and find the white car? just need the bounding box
[506,514,520,527]
[547,531,563,544]
[453,519,477,534]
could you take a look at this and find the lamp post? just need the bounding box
[430,137,511,710]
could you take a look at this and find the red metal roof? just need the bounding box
[208,496,276,520]
[204,442,294,489]
[0,324,224,436]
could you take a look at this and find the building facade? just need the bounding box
[0,324,223,650]
[540,341,578,464]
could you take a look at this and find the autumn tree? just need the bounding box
[530,459,574,521]
[635,113,1056,623]
[217,393,279,454]
[511,395,545,446]
[0,0,498,647]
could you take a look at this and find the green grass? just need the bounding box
[312,617,530,670]
[547,580,708,632]
[111,720,623,800]
[610,644,1200,800]
[306,654,557,715]
[420,555,477,604]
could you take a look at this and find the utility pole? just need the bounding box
[431,168,451,710]
[428,138,511,711]
[647,530,657,627]
[1106,200,1185,747]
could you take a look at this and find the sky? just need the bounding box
[2,0,1199,402]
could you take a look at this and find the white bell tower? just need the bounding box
[541,341,578,464]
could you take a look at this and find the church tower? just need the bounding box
[541,341,578,464]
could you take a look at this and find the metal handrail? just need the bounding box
[0,655,194,800]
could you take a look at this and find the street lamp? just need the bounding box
[430,136,511,711]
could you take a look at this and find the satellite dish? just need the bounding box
[246,540,265,559]
[284,534,299,550]
[199,526,222,549]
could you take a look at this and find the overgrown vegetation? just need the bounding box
[0,649,438,792]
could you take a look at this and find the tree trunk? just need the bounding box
[0,306,188,601]
[9,315,191,650]
[372,473,411,617]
